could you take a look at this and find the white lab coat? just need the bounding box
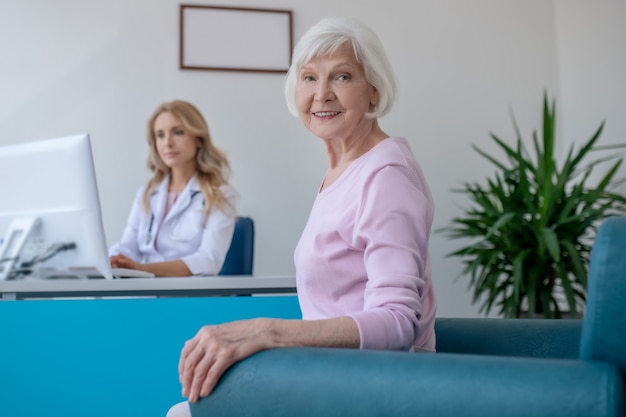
[108,175,237,275]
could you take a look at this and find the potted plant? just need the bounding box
[440,92,626,318]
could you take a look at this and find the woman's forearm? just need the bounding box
[264,316,360,349]
[142,259,192,277]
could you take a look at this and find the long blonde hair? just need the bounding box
[142,100,232,217]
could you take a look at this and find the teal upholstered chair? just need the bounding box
[218,216,254,276]
[191,216,626,417]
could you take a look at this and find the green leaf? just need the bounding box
[540,227,561,262]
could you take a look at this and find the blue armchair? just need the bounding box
[191,216,626,417]
[218,216,254,276]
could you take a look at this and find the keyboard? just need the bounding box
[112,268,155,278]
[31,267,155,280]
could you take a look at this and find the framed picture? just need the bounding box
[179,5,293,73]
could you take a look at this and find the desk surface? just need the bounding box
[0,275,296,300]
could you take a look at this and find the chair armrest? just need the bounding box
[190,347,623,417]
[435,318,582,358]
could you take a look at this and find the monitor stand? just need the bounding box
[0,217,40,280]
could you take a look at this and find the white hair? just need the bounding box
[284,17,397,119]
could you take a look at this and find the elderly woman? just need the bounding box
[167,16,436,416]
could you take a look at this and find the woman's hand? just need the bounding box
[178,318,273,402]
[177,316,359,402]
[109,254,140,270]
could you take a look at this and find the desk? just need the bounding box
[0,275,297,300]
[1,288,302,417]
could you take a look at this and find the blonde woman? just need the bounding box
[109,100,237,277]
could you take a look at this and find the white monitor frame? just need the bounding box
[0,134,113,280]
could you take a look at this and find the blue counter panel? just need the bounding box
[0,296,301,417]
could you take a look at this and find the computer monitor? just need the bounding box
[0,133,113,280]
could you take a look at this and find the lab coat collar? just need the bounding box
[151,175,202,223]
[171,176,202,219]
[149,177,169,227]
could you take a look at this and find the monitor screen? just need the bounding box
[0,133,113,280]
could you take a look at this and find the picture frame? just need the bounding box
[179,5,293,73]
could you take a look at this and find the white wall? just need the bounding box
[555,0,626,193]
[1,0,624,317]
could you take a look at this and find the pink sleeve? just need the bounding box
[347,165,435,350]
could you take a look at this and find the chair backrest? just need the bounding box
[218,216,255,275]
[579,216,626,376]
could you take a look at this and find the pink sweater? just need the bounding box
[294,137,436,351]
